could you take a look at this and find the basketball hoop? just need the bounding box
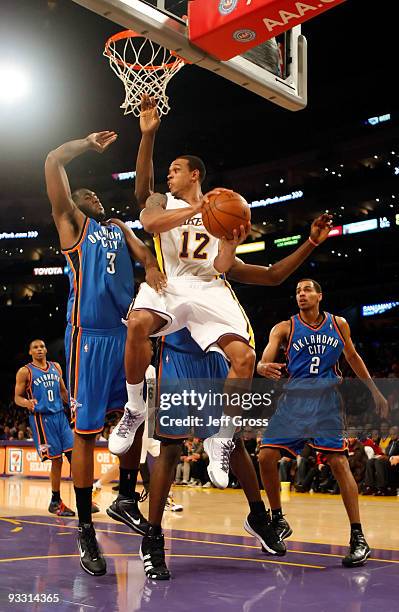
[104,30,187,117]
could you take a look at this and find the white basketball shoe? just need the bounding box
[204,435,235,489]
[108,402,146,456]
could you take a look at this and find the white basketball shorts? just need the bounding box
[130,277,254,352]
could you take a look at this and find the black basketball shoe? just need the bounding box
[244,511,286,556]
[48,500,75,517]
[342,531,371,568]
[106,493,149,535]
[140,528,170,580]
[272,514,293,540]
[77,523,106,576]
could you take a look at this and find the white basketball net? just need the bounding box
[104,32,186,117]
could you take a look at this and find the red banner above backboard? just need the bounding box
[189,0,346,61]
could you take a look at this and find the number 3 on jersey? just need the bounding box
[180,231,210,260]
[107,252,116,274]
[310,356,320,374]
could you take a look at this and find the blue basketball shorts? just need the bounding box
[29,410,74,461]
[65,324,127,434]
[261,387,347,456]
[155,345,229,440]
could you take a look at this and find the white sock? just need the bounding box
[126,381,145,413]
[217,415,237,440]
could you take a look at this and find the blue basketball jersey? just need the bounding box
[63,217,134,329]
[286,312,345,382]
[26,362,64,414]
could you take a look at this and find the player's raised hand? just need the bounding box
[86,131,118,153]
[257,362,286,380]
[309,214,333,245]
[146,267,167,294]
[372,388,389,420]
[25,398,38,413]
[222,223,251,247]
[140,94,160,134]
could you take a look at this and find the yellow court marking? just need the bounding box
[0,552,324,569]
[57,532,71,535]
[11,527,23,533]
[9,518,399,564]
[0,517,22,526]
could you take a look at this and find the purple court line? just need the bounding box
[0,516,398,612]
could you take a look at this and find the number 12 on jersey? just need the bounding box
[180,232,210,260]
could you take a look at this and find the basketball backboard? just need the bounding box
[72,0,307,111]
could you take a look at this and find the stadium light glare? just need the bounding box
[0,65,30,103]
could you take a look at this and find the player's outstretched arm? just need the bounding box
[140,193,202,234]
[14,368,37,412]
[337,316,389,419]
[108,218,167,293]
[228,214,332,285]
[135,95,160,209]
[45,132,117,247]
[257,322,289,379]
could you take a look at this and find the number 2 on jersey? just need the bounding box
[180,232,210,260]
[106,252,116,274]
[309,356,320,374]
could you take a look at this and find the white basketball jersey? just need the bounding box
[154,193,220,279]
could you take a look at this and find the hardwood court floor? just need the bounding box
[1,478,398,612]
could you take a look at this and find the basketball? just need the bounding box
[202,190,251,239]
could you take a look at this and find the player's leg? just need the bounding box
[107,424,149,535]
[325,451,370,567]
[109,309,165,456]
[48,456,75,517]
[204,336,256,488]
[230,439,286,555]
[259,447,284,509]
[66,326,108,576]
[258,446,293,539]
[141,440,182,580]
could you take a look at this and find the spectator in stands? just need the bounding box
[362,431,384,460]
[279,456,296,485]
[186,438,207,486]
[379,421,392,454]
[175,441,190,485]
[363,426,399,495]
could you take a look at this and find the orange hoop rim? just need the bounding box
[104,30,188,72]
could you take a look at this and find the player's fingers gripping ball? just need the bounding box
[202,189,251,239]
